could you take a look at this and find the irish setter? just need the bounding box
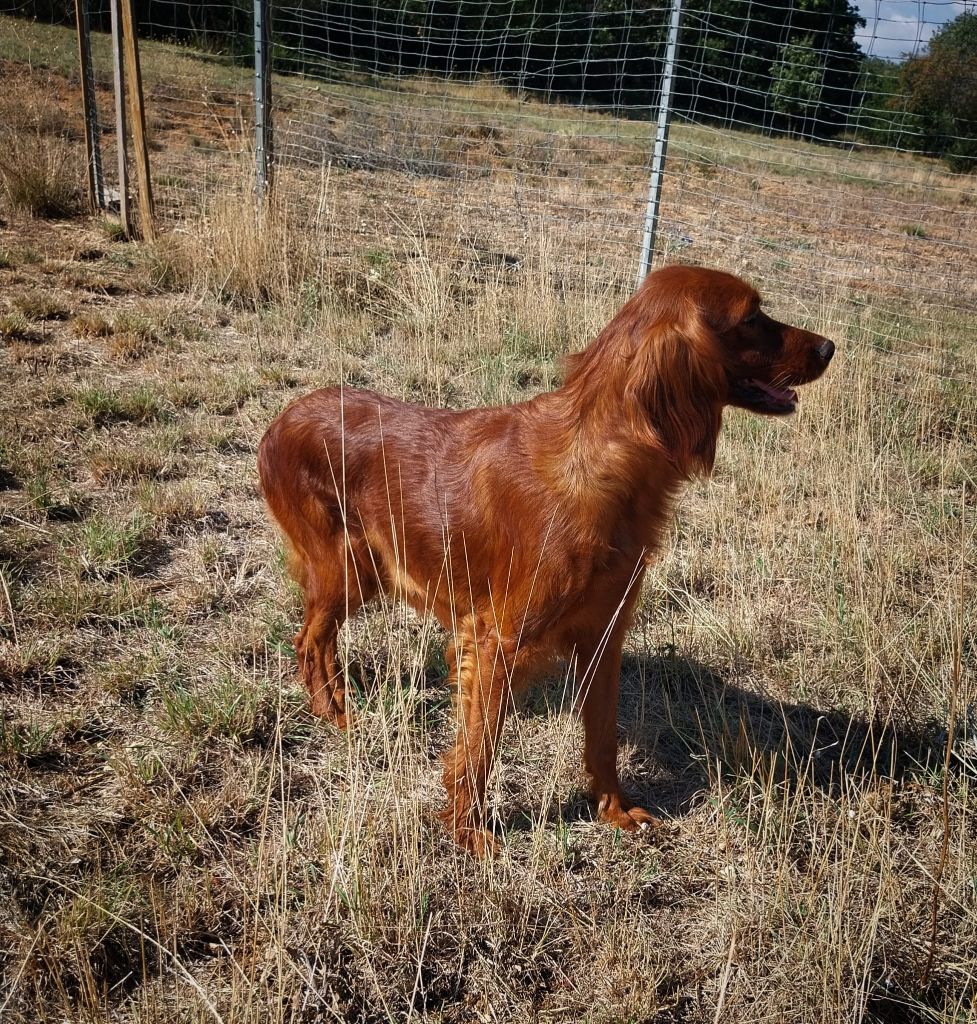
[258,265,835,854]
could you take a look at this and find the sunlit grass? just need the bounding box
[0,15,974,1024]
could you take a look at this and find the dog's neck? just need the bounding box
[528,387,695,549]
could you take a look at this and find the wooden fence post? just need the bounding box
[120,0,156,239]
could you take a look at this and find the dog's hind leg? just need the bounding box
[294,537,377,728]
[440,620,520,855]
[296,593,349,726]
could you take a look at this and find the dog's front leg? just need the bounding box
[577,602,662,834]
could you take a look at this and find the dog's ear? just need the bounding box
[625,319,725,476]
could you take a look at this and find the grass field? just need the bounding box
[1,16,976,1024]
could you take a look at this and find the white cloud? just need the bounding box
[854,0,974,60]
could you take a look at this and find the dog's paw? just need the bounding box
[308,692,350,730]
[597,800,663,833]
[451,825,500,857]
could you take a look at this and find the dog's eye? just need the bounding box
[742,312,758,325]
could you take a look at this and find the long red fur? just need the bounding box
[258,264,834,854]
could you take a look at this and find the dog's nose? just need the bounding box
[817,338,835,363]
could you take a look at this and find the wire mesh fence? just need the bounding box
[2,0,975,370]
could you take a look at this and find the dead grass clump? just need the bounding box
[109,312,161,360]
[109,331,153,361]
[76,385,171,427]
[0,70,77,136]
[0,130,84,219]
[71,313,113,338]
[62,267,122,293]
[137,479,211,529]
[76,511,155,578]
[159,184,324,312]
[0,71,83,221]
[13,291,71,321]
[88,447,171,484]
[0,312,39,343]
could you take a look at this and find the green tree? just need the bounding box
[845,57,926,151]
[901,12,977,172]
[770,35,827,137]
[676,0,864,138]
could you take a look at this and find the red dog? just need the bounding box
[258,265,834,854]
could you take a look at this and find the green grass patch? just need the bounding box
[77,511,153,577]
[76,384,170,426]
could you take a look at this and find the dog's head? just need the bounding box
[622,265,835,473]
[668,265,835,416]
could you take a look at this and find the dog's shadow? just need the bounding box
[513,650,958,829]
[337,642,964,830]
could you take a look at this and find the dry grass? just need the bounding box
[159,183,327,312]
[0,130,84,218]
[1,19,976,1024]
[0,75,84,219]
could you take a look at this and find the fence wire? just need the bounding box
[1,0,975,368]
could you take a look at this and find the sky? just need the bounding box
[854,0,976,59]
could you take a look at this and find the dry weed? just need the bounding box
[0,22,974,1024]
[0,126,84,219]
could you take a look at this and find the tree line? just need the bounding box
[6,0,975,170]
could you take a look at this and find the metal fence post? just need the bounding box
[254,0,273,198]
[636,0,682,286]
[109,0,131,236]
[75,0,104,211]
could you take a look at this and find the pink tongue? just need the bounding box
[750,379,798,403]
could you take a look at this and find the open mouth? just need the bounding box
[730,378,799,415]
